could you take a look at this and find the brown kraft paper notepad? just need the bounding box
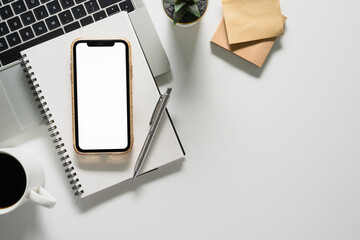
[222,0,284,44]
[211,15,286,67]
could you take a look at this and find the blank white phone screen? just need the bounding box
[75,41,128,150]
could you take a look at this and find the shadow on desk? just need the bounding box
[210,37,283,78]
[155,22,202,87]
[74,158,184,212]
[0,203,38,239]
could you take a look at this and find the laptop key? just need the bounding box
[0,5,14,20]
[45,15,60,30]
[8,16,23,31]
[2,0,15,4]
[84,0,99,14]
[80,15,93,26]
[0,28,64,65]
[58,10,73,24]
[93,10,105,21]
[11,0,27,14]
[6,32,21,47]
[71,5,86,19]
[34,5,49,20]
[0,38,8,52]
[74,0,85,4]
[32,21,47,35]
[46,0,61,14]
[119,0,134,13]
[59,0,74,9]
[64,21,80,33]
[97,0,121,9]
[24,0,40,8]
[0,22,9,37]
[19,26,35,41]
[106,4,119,16]
[20,11,36,25]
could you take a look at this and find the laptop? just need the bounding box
[0,0,170,142]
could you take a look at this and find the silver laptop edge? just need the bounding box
[129,4,170,77]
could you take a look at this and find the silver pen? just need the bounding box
[132,87,172,179]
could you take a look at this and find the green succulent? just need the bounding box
[165,0,202,26]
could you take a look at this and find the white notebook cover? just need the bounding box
[21,12,184,198]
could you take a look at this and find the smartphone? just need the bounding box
[71,38,133,154]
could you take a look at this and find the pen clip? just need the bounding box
[149,95,164,125]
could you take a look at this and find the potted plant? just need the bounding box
[163,0,208,26]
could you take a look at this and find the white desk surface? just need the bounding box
[1,0,360,239]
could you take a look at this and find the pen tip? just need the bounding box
[132,172,137,180]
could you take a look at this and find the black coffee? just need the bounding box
[0,153,27,209]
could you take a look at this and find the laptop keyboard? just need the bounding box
[0,0,134,66]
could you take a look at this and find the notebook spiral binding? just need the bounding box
[21,54,84,196]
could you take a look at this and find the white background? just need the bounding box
[1,0,360,239]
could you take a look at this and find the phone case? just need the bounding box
[70,38,133,155]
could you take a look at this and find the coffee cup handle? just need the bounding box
[29,186,56,208]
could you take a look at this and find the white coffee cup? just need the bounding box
[0,148,56,215]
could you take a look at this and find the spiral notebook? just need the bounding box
[20,12,185,198]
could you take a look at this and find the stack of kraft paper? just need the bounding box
[211,0,286,67]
